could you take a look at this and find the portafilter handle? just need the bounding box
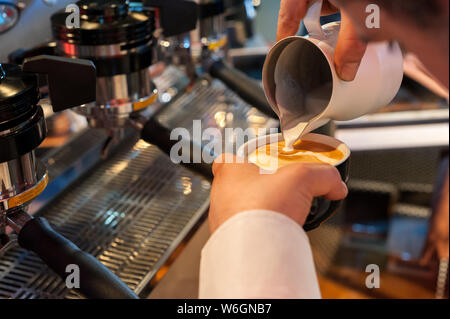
[22,55,96,113]
[8,42,57,65]
[11,210,138,299]
[143,0,198,37]
[140,116,215,181]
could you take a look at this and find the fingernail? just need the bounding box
[338,62,360,81]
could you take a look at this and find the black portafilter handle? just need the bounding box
[8,42,57,65]
[141,117,214,181]
[143,0,198,37]
[18,217,138,299]
[22,55,97,113]
[208,59,277,119]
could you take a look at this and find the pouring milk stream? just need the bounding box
[274,38,332,151]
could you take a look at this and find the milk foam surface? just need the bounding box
[249,140,344,171]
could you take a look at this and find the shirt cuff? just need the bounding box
[199,210,321,299]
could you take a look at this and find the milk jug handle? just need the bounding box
[303,0,326,40]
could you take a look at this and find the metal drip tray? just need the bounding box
[0,136,211,298]
[0,75,277,299]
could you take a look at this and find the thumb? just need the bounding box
[334,11,367,81]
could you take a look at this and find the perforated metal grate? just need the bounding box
[0,137,211,298]
[349,147,444,186]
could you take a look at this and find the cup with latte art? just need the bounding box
[237,133,350,231]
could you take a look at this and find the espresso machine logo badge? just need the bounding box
[65,4,80,29]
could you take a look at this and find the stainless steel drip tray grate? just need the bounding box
[0,137,211,299]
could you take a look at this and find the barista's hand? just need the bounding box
[277,0,367,81]
[420,173,449,265]
[209,154,348,233]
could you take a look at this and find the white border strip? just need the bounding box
[336,123,449,151]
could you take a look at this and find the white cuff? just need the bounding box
[199,210,321,299]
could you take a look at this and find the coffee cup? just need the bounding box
[262,0,404,138]
[237,133,351,231]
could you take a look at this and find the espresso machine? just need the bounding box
[49,0,201,156]
[0,0,278,299]
[0,56,140,298]
[8,0,274,175]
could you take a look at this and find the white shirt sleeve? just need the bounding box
[199,210,321,299]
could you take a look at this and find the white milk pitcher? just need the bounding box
[262,0,404,148]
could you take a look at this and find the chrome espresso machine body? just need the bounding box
[0,63,47,215]
[0,57,96,215]
[51,0,159,132]
[39,0,268,176]
[50,0,204,156]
